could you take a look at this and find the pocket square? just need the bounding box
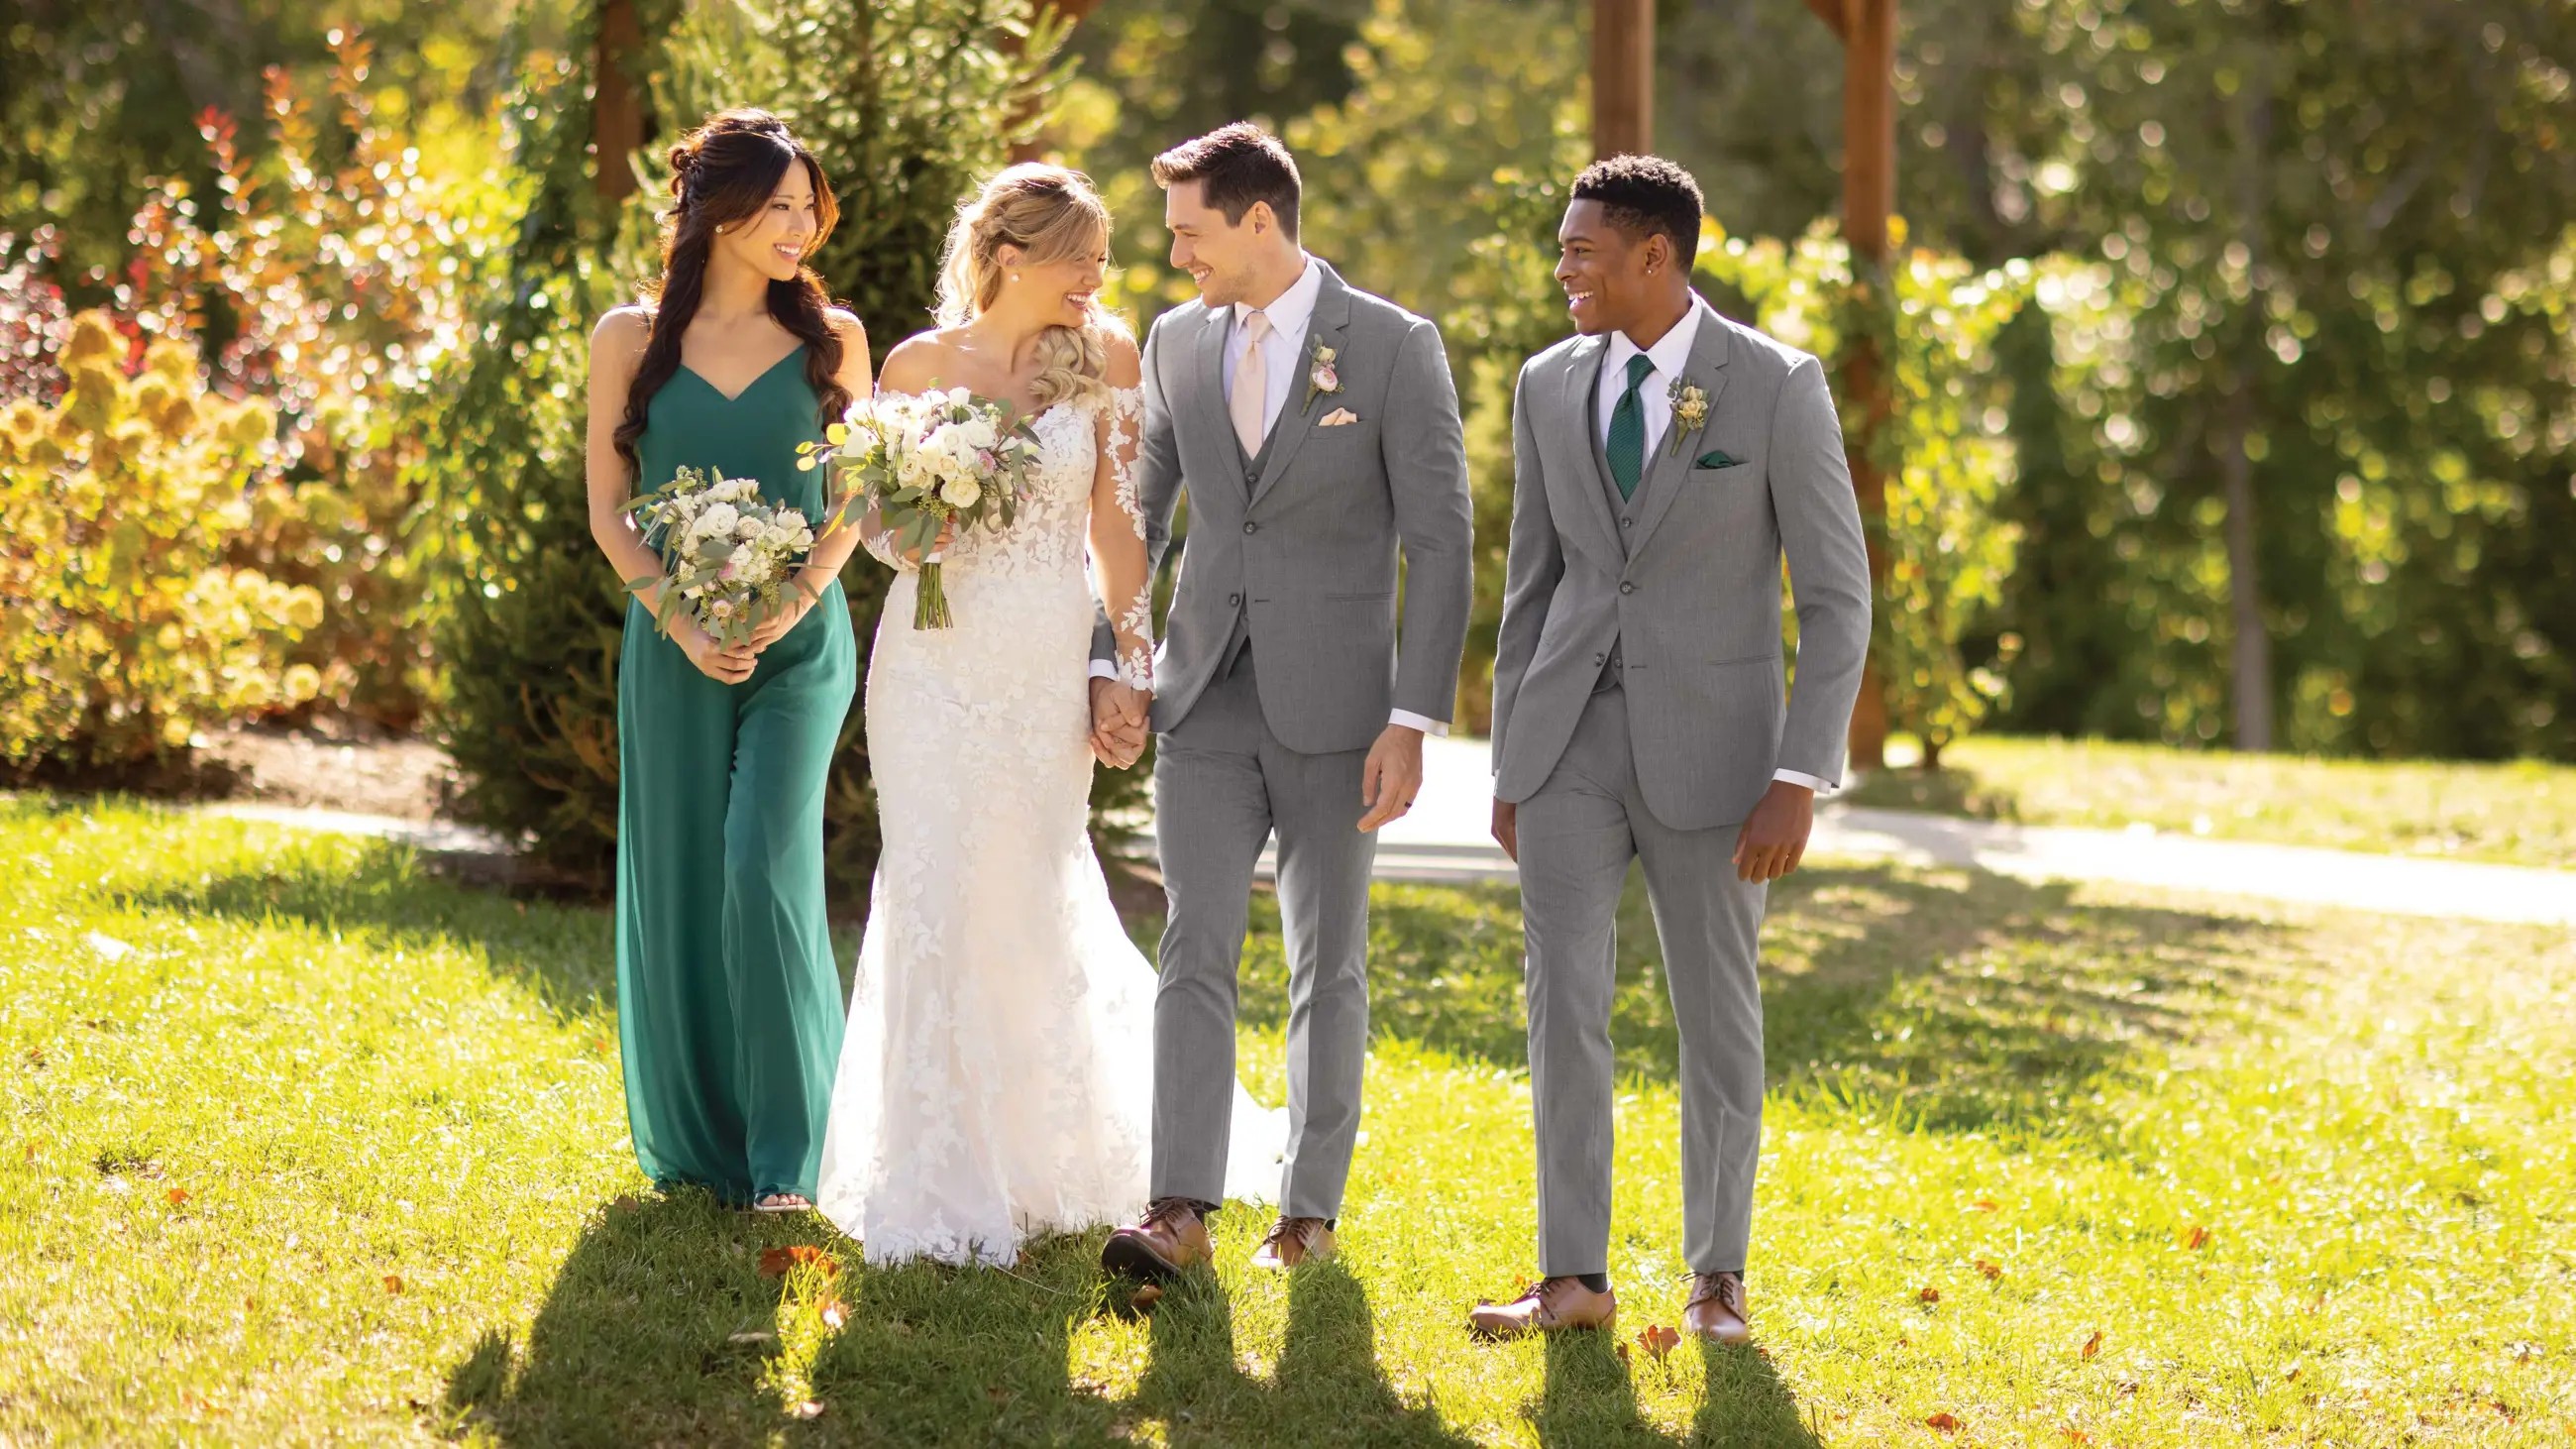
[1694,449,1743,469]
[1319,408,1360,427]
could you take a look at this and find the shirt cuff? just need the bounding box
[1087,660,1119,682]
[1771,767,1833,795]
[1388,709,1448,737]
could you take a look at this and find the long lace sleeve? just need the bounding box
[857,502,916,572]
[1088,385,1154,689]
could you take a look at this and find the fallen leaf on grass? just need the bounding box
[787,1399,824,1419]
[2061,1428,2093,1444]
[1975,1259,2002,1281]
[1918,1286,1941,1304]
[818,1297,846,1330]
[2080,1329,2104,1361]
[1636,1324,1679,1363]
[1129,1283,1163,1312]
[1614,1342,1632,1368]
[1971,1198,1999,1212]
[758,1245,839,1279]
[1925,1411,1962,1431]
[2178,1225,2211,1251]
[165,1188,189,1206]
[383,1275,404,1294]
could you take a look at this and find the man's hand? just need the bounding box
[1490,798,1518,862]
[1356,724,1426,833]
[1089,677,1150,769]
[1732,779,1815,883]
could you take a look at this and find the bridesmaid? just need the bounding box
[584,110,870,1211]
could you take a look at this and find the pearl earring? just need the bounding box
[1013,272,1022,282]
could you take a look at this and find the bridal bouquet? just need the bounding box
[622,466,818,649]
[799,389,1045,628]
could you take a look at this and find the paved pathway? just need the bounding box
[1266,737,2576,927]
[199,740,2576,927]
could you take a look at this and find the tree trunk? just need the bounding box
[1592,0,1653,158]
[1839,0,1897,771]
[592,0,646,204]
[2220,41,2275,752]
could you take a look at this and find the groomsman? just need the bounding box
[1473,156,1871,1342]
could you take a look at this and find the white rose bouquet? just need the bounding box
[621,465,819,649]
[798,388,1044,628]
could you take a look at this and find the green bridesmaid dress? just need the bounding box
[616,345,856,1205]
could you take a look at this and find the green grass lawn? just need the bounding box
[1846,734,2576,869]
[4,793,2572,1446]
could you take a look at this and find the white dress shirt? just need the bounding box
[1598,303,1832,797]
[1095,256,1444,738]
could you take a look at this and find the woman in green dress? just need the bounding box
[584,110,870,1211]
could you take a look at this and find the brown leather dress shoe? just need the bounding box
[1682,1272,1750,1345]
[1466,1277,1618,1339]
[1248,1215,1335,1270]
[1100,1198,1212,1282]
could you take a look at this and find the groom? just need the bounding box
[1471,156,1870,1342]
[1092,123,1473,1280]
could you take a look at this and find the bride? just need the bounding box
[815,165,1282,1265]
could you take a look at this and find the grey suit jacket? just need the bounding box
[1489,296,1872,830]
[1093,260,1473,754]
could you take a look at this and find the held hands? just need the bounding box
[674,615,757,685]
[1089,677,1150,769]
[1356,724,1426,833]
[1732,779,1815,882]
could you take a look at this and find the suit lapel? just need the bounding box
[1192,305,1243,478]
[1555,335,1624,558]
[1626,298,1733,556]
[1246,262,1352,510]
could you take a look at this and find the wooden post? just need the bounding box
[1592,0,1654,158]
[591,0,645,204]
[1837,0,1897,770]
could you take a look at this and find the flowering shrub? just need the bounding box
[0,312,326,768]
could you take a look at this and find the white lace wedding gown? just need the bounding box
[815,389,1285,1267]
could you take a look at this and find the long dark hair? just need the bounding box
[613,109,851,477]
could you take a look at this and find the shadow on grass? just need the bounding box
[449,1195,1479,1445]
[1127,1260,1473,1448]
[1529,1330,1819,1448]
[1229,859,2297,1145]
[118,837,624,1020]
[1839,764,2019,821]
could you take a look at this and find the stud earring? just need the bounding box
[1013,272,1022,282]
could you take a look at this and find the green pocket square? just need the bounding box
[1694,450,1742,470]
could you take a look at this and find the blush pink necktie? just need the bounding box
[1230,309,1272,457]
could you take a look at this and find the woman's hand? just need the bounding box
[674,615,757,685]
[746,591,813,652]
[903,518,957,567]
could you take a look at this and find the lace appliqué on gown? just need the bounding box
[816,390,1279,1268]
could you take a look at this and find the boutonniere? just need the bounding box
[1666,378,1710,456]
[1302,340,1342,414]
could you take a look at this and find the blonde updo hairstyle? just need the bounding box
[934,164,1122,410]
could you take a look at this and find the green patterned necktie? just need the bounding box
[1606,353,1654,502]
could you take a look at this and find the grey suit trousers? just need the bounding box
[1152,638,1375,1218]
[1519,682,1769,1277]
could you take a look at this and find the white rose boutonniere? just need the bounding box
[1667,378,1710,456]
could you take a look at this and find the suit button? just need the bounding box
[1229,593,1242,608]
[1619,582,1636,595]
[1244,470,1259,486]
[1593,652,1606,665]
[1621,517,1634,528]
[1242,521,1258,534]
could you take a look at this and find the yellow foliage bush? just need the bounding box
[0,310,327,768]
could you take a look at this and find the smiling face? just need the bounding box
[1163,179,1272,309]
[712,161,820,281]
[1556,198,1667,338]
[1002,231,1111,330]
